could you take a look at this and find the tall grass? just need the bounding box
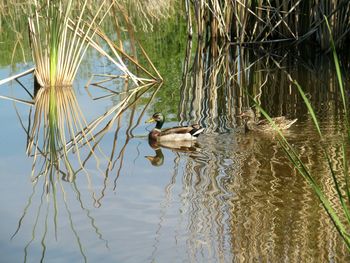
[0,0,29,63]
[28,0,115,87]
[117,0,176,31]
[187,0,350,50]
[27,0,162,87]
[4,0,349,51]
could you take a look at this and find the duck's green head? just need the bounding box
[146,112,165,129]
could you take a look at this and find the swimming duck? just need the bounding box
[146,112,204,142]
[238,109,297,132]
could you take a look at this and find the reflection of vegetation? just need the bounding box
[159,131,349,261]
[77,83,161,206]
[10,78,162,261]
[180,35,350,133]
[135,14,188,117]
[253,21,350,250]
[11,170,108,263]
[180,39,241,132]
[170,30,350,259]
[229,134,349,262]
[26,86,92,181]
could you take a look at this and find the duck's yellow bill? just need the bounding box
[145,117,155,123]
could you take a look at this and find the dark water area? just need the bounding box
[1,19,350,263]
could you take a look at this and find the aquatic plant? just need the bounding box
[28,0,114,87]
[116,0,176,31]
[27,0,163,86]
[0,0,164,182]
[186,0,350,50]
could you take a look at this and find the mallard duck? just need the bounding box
[238,109,297,132]
[146,112,204,142]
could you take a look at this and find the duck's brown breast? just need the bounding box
[149,129,161,141]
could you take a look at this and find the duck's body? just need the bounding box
[146,113,204,142]
[238,109,297,132]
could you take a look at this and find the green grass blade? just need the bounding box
[287,146,350,248]
[324,16,350,139]
[294,80,350,221]
[323,149,350,223]
[293,80,322,138]
[343,144,350,203]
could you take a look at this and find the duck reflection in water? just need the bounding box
[145,139,201,166]
[145,143,164,166]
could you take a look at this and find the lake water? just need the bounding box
[0,17,350,263]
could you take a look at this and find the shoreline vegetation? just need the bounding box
[1,1,350,52]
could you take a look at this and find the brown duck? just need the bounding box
[238,109,297,132]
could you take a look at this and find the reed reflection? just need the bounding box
[78,83,162,206]
[10,73,162,262]
[168,39,350,262]
[180,39,349,133]
[230,132,350,262]
[10,84,106,262]
[26,86,91,182]
[11,155,108,263]
[154,131,350,262]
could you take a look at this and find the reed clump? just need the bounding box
[28,0,116,87]
[186,0,350,50]
[117,0,176,31]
